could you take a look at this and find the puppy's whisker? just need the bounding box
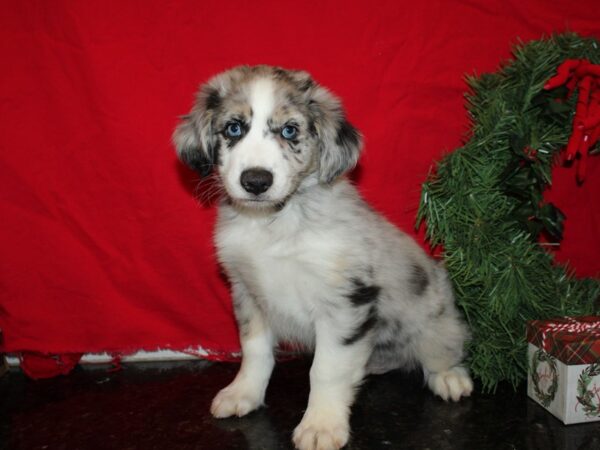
[194,174,225,205]
[198,186,225,204]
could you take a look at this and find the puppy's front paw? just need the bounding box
[210,382,263,418]
[427,366,473,402]
[292,413,349,450]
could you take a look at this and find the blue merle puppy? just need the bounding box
[173,65,473,450]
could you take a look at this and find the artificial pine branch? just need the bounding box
[417,33,600,391]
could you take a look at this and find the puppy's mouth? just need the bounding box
[232,196,287,211]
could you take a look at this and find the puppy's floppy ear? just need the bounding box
[172,84,221,177]
[308,85,363,184]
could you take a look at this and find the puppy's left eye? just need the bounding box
[281,125,298,140]
[225,122,243,138]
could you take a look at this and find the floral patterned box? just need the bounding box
[526,316,600,424]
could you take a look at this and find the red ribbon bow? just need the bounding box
[544,59,600,183]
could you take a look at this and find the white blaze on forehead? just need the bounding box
[248,78,276,131]
[221,75,296,203]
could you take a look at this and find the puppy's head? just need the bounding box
[173,65,362,210]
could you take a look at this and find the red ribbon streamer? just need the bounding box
[539,317,600,350]
[544,59,600,183]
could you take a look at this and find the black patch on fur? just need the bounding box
[347,278,381,307]
[179,126,219,178]
[285,93,297,108]
[224,137,239,149]
[307,120,317,137]
[274,201,287,212]
[343,306,378,346]
[409,263,429,296]
[272,67,289,80]
[181,151,214,177]
[318,118,361,184]
[297,78,314,92]
[208,138,220,162]
[273,68,314,92]
[335,119,360,150]
[205,88,221,111]
[286,139,300,150]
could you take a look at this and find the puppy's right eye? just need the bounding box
[225,122,243,138]
[281,125,298,140]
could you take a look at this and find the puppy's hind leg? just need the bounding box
[211,281,275,418]
[404,262,473,402]
[414,309,473,402]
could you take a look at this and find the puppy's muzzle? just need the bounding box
[241,168,273,195]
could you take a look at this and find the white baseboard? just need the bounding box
[4,346,223,367]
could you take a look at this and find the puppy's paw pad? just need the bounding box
[210,385,262,418]
[293,419,349,450]
[428,366,473,402]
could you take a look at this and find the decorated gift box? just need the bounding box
[526,316,600,424]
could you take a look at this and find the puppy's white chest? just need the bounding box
[216,216,344,340]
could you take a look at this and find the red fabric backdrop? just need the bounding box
[1,1,599,366]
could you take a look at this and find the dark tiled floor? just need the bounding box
[1,358,598,450]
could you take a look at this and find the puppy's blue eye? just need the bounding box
[281,125,298,140]
[225,122,242,138]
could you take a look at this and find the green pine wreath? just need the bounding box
[577,363,600,417]
[531,349,559,407]
[417,33,600,391]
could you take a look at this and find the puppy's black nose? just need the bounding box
[240,168,273,195]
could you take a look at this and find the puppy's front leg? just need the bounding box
[211,283,275,418]
[293,319,371,450]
